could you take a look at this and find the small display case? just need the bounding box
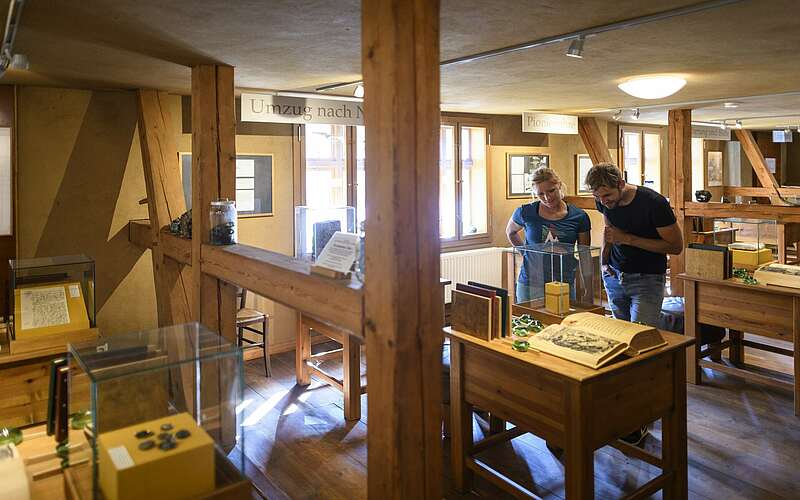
[511,242,602,324]
[713,217,776,269]
[294,205,356,262]
[6,254,95,340]
[66,322,247,500]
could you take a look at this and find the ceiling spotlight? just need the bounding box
[353,84,364,98]
[566,36,585,59]
[631,108,640,120]
[618,76,686,99]
[718,122,727,130]
[9,53,28,70]
[612,109,622,121]
[735,120,743,129]
[723,102,740,109]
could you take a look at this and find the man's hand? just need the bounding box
[604,224,630,245]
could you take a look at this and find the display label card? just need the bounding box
[107,445,135,470]
[69,284,81,298]
[20,286,70,330]
[315,231,360,273]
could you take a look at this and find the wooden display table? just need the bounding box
[681,273,800,415]
[0,328,99,428]
[447,327,693,499]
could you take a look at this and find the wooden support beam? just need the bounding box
[201,243,364,336]
[191,65,237,342]
[723,186,800,198]
[136,90,193,326]
[668,109,692,297]
[363,0,443,497]
[684,202,800,223]
[577,117,613,165]
[734,129,787,205]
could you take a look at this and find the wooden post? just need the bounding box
[136,90,193,326]
[362,0,443,497]
[191,65,237,342]
[668,109,692,296]
[578,117,613,165]
[734,129,787,205]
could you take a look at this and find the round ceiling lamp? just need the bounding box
[617,76,686,100]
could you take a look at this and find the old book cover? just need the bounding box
[468,281,509,337]
[450,290,492,341]
[529,312,666,369]
[686,245,727,280]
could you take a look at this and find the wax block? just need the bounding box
[97,412,215,500]
[544,281,570,315]
[731,248,772,268]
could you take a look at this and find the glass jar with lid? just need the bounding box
[209,199,237,245]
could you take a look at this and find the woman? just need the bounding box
[506,166,592,304]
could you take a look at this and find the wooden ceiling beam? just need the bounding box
[578,117,613,166]
[734,128,787,206]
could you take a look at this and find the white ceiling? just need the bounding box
[2,0,800,129]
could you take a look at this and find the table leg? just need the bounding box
[662,351,689,499]
[342,334,361,421]
[728,329,744,365]
[684,281,701,385]
[450,341,473,492]
[793,298,800,416]
[296,313,311,386]
[565,386,593,499]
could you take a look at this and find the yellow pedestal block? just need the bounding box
[731,248,772,268]
[544,281,570,315]
[97,412,215,500]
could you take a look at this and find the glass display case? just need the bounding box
[66,322,246,500]
[294,205,357,262]
[511,242,602,322]
[7,254,95,340]
[713,217,776,269]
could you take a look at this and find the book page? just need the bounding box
[529,324,628,368]
[20,285,71,330]
[560,312,652,344]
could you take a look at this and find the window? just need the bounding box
[691,138,705,195]
[620,126,663,193]
[180,153,273,216]
[301,124,367,228]
[440,118,490,244]
[0,128,10,235]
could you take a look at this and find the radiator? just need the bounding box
[440,247,506,303]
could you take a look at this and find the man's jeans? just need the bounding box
[602,271,665,327]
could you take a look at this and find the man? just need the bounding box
[586,162,683,444]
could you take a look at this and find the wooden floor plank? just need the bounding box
[238,346,800,499]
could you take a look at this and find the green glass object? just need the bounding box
[70,410,92,430]
[511,340,529,352]
[0,427,22,446]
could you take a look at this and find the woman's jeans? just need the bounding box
[602,270,665,327]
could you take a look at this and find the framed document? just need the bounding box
[506,153,549,199]
[575,154,593,195]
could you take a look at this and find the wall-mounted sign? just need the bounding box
[692,125,731,141]
[521,112,578,135]
[241,93,364,125]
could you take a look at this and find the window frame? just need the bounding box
[440,116,492,250]
[619,124,666,194]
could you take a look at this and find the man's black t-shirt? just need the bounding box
[596,186,676,274]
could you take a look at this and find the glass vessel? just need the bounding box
[7,254,95,340]
[209,199,237,245]
[294,205,356,262]
[713,217,776,269]
[67,322,246,500]
[511,242,601,321]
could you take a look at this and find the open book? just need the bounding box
[528,312,667,369]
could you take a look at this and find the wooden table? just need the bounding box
[447,327,693,499]
[0,328,99,428]
[681,273,800,415]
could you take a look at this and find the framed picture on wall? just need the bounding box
[707,151,723,187]
[180,152,274,217]
[506,153,549,199]
[575,154,593,195]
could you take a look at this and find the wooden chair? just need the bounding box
[236,289,271,377]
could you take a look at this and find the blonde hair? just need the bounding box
[531,166,565,198]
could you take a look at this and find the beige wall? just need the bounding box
[490,119,616,249]
[17,87,157,335]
